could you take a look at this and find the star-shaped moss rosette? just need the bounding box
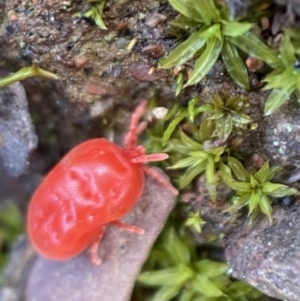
[143,101,197,167]
[220,157,299,222]
[263,30,300,115]
[185,212,206,233]
[144,101,225,201]
[138,227,262,301]
[145,97,207,156]
[146,96,251,201]
[160,94,251,147]
[168,130,227,201]
[159,0,280,90]
[199,94,252,142]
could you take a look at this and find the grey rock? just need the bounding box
[226,201,300,301]
[0,82,37,177]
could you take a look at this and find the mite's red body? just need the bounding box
[28,139,144,260]
[27,101,178,264]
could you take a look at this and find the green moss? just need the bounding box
[0,64,62,88]
[138,227,262,301]
[168,131,228,201]
[159,0,276,90]
[73,0,107,29]
[146,97,297,221]
[160,1,300,115]
[263,29,300,115]
[197,94,252,142]
[220,159,299,222]
[185,212,206,233]
[157,95,251,201]
[0,202,24,283]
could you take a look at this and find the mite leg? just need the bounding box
[90,225,106,265]
[143,166,178,195]
[123,100,148,150]
[111,220,144,234]
[131,151,169,163]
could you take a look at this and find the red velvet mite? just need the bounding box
[27,101,178,264]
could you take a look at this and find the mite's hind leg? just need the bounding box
[90,225,106,265]
[111,220,144,234]
[143,166,178,195]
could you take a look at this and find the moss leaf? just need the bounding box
[222,21,253,37]
[221,39,249,89]
[179,162,207,188]
[169,0,203,22]
[196,0,221,25]
[258,194,273,223]
[280,33,296,68]
[169,155,206,169]
[253,161,270,183]
[159,30,206,69]
[185,36,223,87]
[248,191,261,215]
[177,290,194,301]
[199,118,215,142]
[138,264,193,287]
[164,228,191,264]
[191,275,224,297]
[214,113,233,141]
[151,284,183,301]
[195,260,228,277]
[187,97,201,122]
[227,156,250,182]
[229,32,282,70]
[261,183,298,197]
[180,130,203,150]
[228,193,251,211]
[264,87,294,116]
[162,110,187,145]
[219,161,234,181]
[225,180,251,192]
[230,110,252,124]
[263,68,294,90]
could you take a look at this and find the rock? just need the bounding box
[0,82,37,177]
[26,172,177,301]
[226,200,300,301]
